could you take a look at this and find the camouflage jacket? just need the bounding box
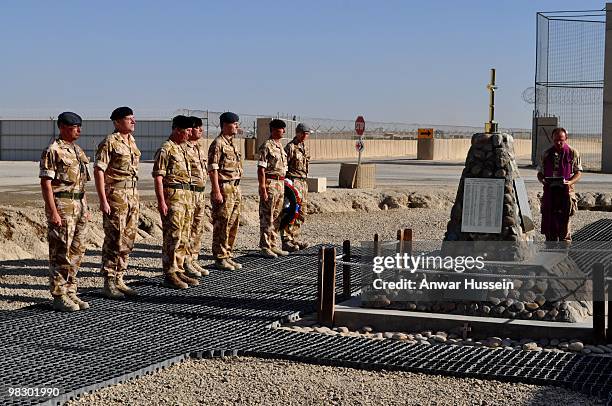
[186,139,208,187]
[39,138,90,193]
[285,138,309,179]
[152,139,192,185]
[94,132,140,185]
[257,138,287,177]
[207,134,243,181]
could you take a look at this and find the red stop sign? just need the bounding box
[355,115,365,136]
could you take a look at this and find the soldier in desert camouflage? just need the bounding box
[40,112,91,312]
[152,115,199,289]
[184,116,210,277]
[208,112,243,271]
[94,107,140,299]
[282,122,311,251]
[257,119,289,258]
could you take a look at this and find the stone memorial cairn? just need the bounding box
[438,132,589,322]
[443,131,533,259]
[363,69,591,322]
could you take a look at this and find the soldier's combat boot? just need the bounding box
[67,293,90,310]
[214,259,236,271]
[164,273,188,289]
[184,261,202,278]
[271,247,289,256]
[193,261,210,276]
[178,272,200,286]
[227,258,242,270]
[116,275,138,297]
[282,241,299,252]
[103,277,126,300]
[53,295,79,312]
[260,248,278,259]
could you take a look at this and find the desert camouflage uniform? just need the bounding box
[40,138,90,296]
[95,132,140,279]
[208,134,243,259]
[153,139,193,274]
[283,137,310,246]
[257,139,287,249]
[186,139,208,263]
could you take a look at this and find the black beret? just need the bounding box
[219,112,239,125]
[57,112,82,128]
[269,119,286,130]
[172,115,192,129]
[190,116,203,127]
[110,106,134,120]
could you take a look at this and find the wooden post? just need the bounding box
[342,240,351,297]
[396,229,413,281]
[397,228,413,255]
[321,246,337,325]
[403,228,413,254]
[317,247,324,319]
[593,263,606,343]
[608,266,612,344]
[373,233,380,256]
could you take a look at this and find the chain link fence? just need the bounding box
[0,109,531,161]
[175,109,530,140]
[535,9,605,170]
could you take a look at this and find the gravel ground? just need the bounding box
[2,186,611,405]
[4,202,611,311]
[67,357,604,406]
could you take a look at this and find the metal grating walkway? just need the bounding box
[1,234,612,404]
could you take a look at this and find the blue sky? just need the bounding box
[0,0,605,127]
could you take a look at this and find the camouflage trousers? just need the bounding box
[259,179,284,249]
[187,188,207,263]
[161,188,192,274]
[101,187,139,278]
[282,178,308,246]
[47,197,89,296]
[212,183,241,259]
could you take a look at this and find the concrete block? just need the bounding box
[306,177,327,193]
[256,118,272,152]
[417,138,435,160]
[339,163,376,188]
[244,138,256,160]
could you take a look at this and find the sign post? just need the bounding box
[354,116,366,187]
[355,115,365,165]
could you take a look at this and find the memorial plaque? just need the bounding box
[461,178,504,233]
[514,178,535,232]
